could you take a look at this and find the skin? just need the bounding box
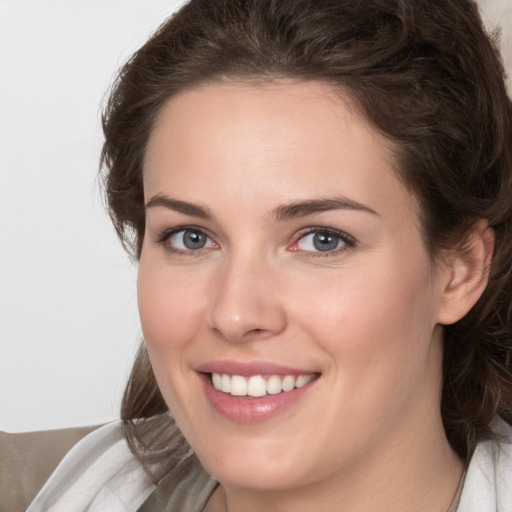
[138,80,491,512]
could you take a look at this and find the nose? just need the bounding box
[208,253,287,343]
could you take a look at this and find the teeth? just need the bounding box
[282,375,295,392]
[221,374,231,393]
[266,375,282,395]
[231,375,247,396]
[211,372,316,397]
[296,375,314,388]
[212,373,222,390]
[247,375,267,397]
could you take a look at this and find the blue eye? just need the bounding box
[167,228,216,251]
[295,229,353,253]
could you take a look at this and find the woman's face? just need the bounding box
[139,81,453,491]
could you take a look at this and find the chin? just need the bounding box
[193,434,319,491]
[205,460,307,491]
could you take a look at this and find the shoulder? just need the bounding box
[136,453,217,512]
[27,421,157,512]
[458,416,512,512]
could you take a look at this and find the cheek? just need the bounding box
[137,259,206,358]
[290,251,438,386]
[136,259,210,422]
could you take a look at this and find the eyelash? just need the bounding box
[155,226,356,257]
[291,227,356,257]
[156,226,217,256]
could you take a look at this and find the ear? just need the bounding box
[436,220,495,326]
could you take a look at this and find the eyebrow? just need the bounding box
[271,197,379,222]
[145,195,212,219]
[145,194,378,221]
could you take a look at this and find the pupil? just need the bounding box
[184,230,206,250]
[313,232,338,252]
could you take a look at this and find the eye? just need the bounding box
[292,228,354,254]
[162,228,217,253]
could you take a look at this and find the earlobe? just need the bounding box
[437,221,495,325]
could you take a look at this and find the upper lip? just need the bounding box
[196,360,319,377]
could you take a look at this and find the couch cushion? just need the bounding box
[0,425,100,512]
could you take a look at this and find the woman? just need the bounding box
[28,0,512,510]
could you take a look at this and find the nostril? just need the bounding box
[209,290,287,342]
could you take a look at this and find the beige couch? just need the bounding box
[0,425,99,512]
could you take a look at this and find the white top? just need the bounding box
[459,416,512,510]
[27,417,512,511]
[26,422,157,512]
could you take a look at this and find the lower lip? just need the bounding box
[199,373,318,423]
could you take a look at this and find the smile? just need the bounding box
[197,361,321,422]
[211,373,316,397]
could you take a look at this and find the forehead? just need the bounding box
[143,80,416,221]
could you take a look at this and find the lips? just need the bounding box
[196,361,320,423]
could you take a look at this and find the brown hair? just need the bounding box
[101,0,512,475]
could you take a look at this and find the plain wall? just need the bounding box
[0,0,510,433]
[0,0,186,432]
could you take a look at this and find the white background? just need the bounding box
[0,0,187,432]
[1,0,511,433]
